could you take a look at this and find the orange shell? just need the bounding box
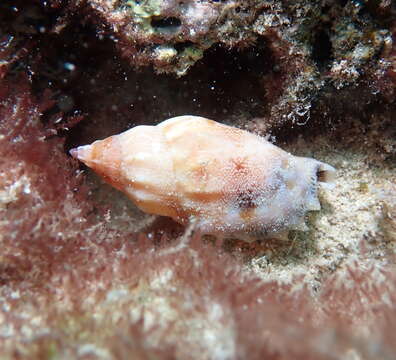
[70,116,335,238]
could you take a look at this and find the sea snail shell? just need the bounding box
[70,116,335,240]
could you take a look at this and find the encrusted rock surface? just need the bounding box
[81,0,396,129]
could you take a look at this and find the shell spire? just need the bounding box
[70,116,336,241]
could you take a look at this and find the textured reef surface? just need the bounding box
[0,0,395,359]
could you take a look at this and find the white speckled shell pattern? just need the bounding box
[71,116,335,238]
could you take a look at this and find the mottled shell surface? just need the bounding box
[70,116,335,238]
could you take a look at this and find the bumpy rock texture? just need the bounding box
[85,0,396,131]
[0,0,395,359]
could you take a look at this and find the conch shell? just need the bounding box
[70,116,335,240]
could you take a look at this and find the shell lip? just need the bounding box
[316,162,336,187]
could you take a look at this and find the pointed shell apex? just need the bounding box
[69,145,92,161]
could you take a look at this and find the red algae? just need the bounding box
[0,80,395,359]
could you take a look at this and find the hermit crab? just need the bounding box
[70,116,335,240]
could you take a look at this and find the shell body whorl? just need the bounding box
[71,116,335,239]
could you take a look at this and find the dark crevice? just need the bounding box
[321,5,331,14]
[311,28,333,70]
[151,17,181,33]
[65,38,273,150]
[174,41,195,52]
